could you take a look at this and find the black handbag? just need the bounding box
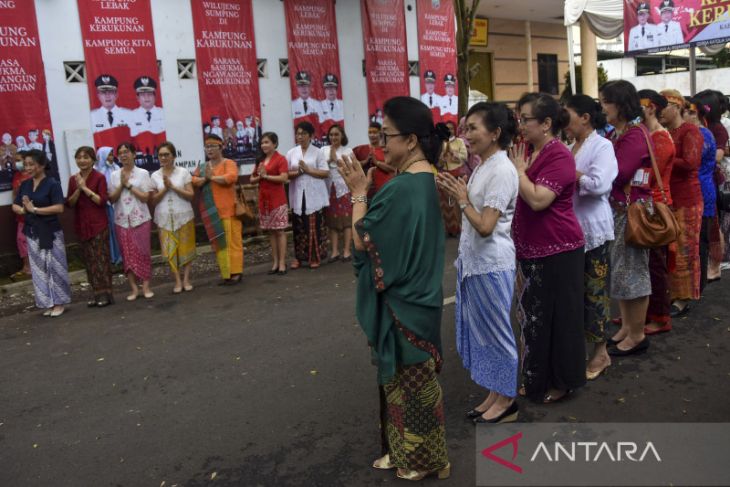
[717,181,730,213]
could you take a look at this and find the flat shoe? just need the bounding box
[87,300,98,308]
[543,390,572,404]
[586,365,609,381]
[396,463,450,481]
[328,255,340,263]
[290,260,301,270]
[669,303,690,318]
[341,255,352,262]
[183,284,194,292]
[474,402,519,424]
[644,323,672,335]
[42,309,53,317]
[172,287,182,294]
[143,291,155,299]
[372,453,395,470]
[267,269,278,275]
[126,293,139,301]
[466,408,487,419]
[309,262,320,269]
[50,308,65,318]
[277,270,287,275]
[609,337,650,356]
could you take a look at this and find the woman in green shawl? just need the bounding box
[338,96,451,481]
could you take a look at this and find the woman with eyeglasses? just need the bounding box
[510,93,586,404]
[337,96,451,481]
[192,134,242,285]
[250,131,289,275]
[659,89,704,318]
[563,94,618,380]
[286,121,330,269]
[67,146,114,307]
[322,124,355,262]
[637,89,676,336]
[151,141,196,293]
[600,80,653,357]
[108,142,155,300]
[12,149,71,317]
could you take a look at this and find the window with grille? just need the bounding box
[257,58,267,78]
[64,61,85,83]
[177,59,195,79]
[279,58,289,77]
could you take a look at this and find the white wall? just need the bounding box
[7,0,421,206]
[600,58,636,81]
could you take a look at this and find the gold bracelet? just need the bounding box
[350,194,368,204]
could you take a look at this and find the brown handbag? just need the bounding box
[235,186,254,220]
[624,127,679,248]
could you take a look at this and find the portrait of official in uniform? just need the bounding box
[89,74,131,133]
[319,73,343,123]
[439,73,458,122]
[420,69,442,110]
[129,76,165,137]
[291,71,322,121]
[655,0,684,47]
[628,2,657,51]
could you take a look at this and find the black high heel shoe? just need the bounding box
[473,402,519,424]
[466,408,487,419]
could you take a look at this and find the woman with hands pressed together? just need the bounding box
[12,150,71,317]
[192,134,243,286]
[322,124,355,262]
[437,102,520,424]
[250,132,289,275]
[108,142,155,301]
[151,142,196,293]
[510,93,586,404]
[67,146,114,308]
[286,121,330,269]
[337,97,450,481]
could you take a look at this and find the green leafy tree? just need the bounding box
[455,0,481,117]
[560,64,609,100]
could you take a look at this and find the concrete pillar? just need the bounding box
[525,21,533,93]
[580,17,598,98]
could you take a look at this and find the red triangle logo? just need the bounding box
[481,432,523,474]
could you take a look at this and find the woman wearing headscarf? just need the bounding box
[660,89,704,317]
[95,146,122,265]
[192,134,243,285]
[338,96,451,481]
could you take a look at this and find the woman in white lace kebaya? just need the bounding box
[564,95,618,381]
[437,102,520,425]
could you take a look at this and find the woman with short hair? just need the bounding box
[286,121,330,269]
[564,94,618,379]
[67,146,114,307]
[338,96,450,480]
[322,124,355,261]
[151,141,196,293]
[12,149,71,317]
[109,142,155,300]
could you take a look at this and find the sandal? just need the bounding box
[396,463,450,481]
[372,453,395,470]
[543,389,573,404]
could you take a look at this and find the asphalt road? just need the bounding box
[1,239,729,486]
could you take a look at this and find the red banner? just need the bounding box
[624,0,730,54]
[284,0,344,146]
[191,0,262,167]
[416,0,458,125]
[77,0,165,172]
[360,0,409,126]
[0,1,58,192]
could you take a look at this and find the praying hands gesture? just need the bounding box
[74,173,87,190]
[436,172,469,206]
[337,154,372,197]
[509,142,530,176]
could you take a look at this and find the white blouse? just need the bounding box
[151,166,195,232]
[321,145,355,199]
[457,150,518,277]
[571,130,618,251]
[286,144,330,215]
[109,166,153,229]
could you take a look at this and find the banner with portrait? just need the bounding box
[0,0,57,196]
[284,0,344,146]
[416,0,458,125]
[77,0,166,173]
[624,0,730,54]
[360,0,409,126]
[191,0,262,170]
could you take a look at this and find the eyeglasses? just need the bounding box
[518,117,538,125]
[380,132,406,145]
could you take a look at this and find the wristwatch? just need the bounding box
[459,201,470,211]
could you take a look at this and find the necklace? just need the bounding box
[398,158,428,174]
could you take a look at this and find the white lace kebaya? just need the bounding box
[456,150,519,278]
[571,130,618,251]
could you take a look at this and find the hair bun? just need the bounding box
[433,122,451,141]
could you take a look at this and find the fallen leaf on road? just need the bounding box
[235,356,241,361]
[160,482,166,487]
[33,443,38,448]
[211,472,217,480]
[616,397,626,404]
[120,458,124,463]
[97,357,105,362]
[712,317,721,321]
[310,370,318,375]
[682,398,692,403]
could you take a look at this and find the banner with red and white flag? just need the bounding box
[284,0,344,146]
[0,0,58,194]
[360,0,409,126]
[191,0,262,168]
[77,0,165,172]
[416,0,458,124]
